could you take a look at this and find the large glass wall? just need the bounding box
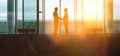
[1,0,120,34]
[0,0,7,34]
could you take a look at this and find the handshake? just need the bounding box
[59,17,64,20]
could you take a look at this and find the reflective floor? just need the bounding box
[0,34,119,56]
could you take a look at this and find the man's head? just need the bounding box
[54,7,58,11]
[64,8,68,12]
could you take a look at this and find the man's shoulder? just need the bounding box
[53,11,56,14]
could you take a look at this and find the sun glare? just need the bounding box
[84,2,97,15]
[83,0,103,21]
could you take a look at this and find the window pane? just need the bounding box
[77,0,82,33]
[24,0,37,33]
[82,0,104,31]
[113,0,120,33]
[113,0,120,20]
[0,0,7,34]
[17,0,22,30]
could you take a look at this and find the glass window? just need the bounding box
[114,0,120,20]
[24,0,37,29]
[76,0,82,33]
[17,0,22,30]
[16,0,37,34]
[82,0,104,33]
[113,0,120,33]
[0,0,7,34]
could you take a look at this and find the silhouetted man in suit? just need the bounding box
[63,8,68,34]
[53,7,59,34]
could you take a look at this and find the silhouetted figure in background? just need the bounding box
[63,8,68,34]
[53,7,59,34]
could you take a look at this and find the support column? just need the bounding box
[106,0,113,33]
[15,0,18,33]
[42,0,45,33]
[37,0,39,34]
[7,0,14,34]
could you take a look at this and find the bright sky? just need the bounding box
[0,0,120,21]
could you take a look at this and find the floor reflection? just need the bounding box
[1,34,118,56]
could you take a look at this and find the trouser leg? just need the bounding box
[54,22,58,34]
[64,23,68,34]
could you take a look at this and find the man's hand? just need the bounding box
[59,17,63,20]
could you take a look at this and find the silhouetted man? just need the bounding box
[63,8,68,34]
[53,7,59,34]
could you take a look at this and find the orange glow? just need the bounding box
[83,0,103,21]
